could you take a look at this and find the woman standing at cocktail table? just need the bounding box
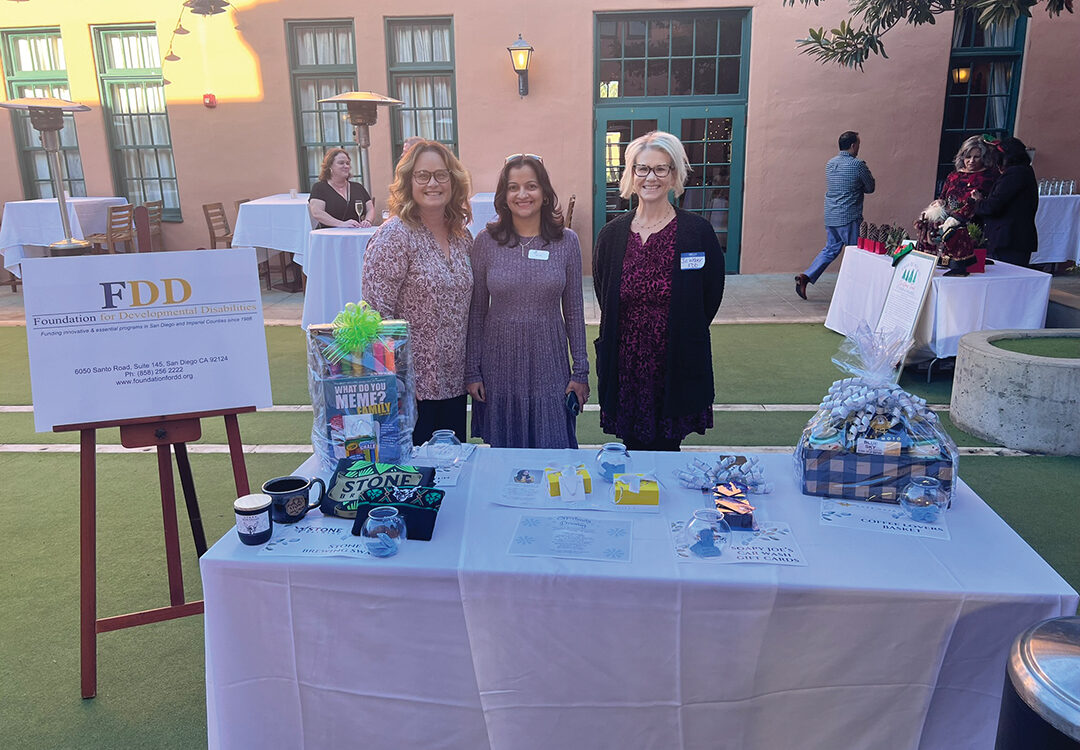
[465,154,589,448]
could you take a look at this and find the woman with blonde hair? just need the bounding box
[938,135,998,225]
[362,140,474,442]
[593,131,725,451]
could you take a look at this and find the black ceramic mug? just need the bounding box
[262,475,326,524]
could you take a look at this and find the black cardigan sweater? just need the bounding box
[592,208,725,422]
[974,164,1039,266]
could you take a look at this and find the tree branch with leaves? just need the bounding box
[784,0,1074,68]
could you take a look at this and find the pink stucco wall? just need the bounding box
[1,1,1077,273]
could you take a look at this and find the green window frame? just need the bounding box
[937,10,1027,187]
[286,19,360,192]
[385,17,458,162]
[91,24,181,220]
[595,11,750,102]
[1,28,86,199]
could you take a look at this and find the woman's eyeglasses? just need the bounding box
[505,153,544,164]
[412,169,451,184]
[632,163,674,178]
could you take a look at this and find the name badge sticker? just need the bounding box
[680,252,705,270]
[528,249,550,261]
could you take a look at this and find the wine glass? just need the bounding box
[355,201,365,223]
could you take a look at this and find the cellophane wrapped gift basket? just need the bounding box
[307,302,417,471]
[794,324,958,504]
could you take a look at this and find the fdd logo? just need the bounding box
[901,267,918,284]
[100,278,192,309]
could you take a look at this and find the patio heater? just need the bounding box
[317,91,402,197]
[0,96,91,252]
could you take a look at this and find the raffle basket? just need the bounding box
[794,325,958,504]
[307,302,416,470]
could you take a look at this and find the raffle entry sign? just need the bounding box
[23,249,273,431]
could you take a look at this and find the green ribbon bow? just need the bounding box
[890,241,914,267]
[325,301,383,363]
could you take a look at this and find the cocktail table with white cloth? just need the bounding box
[468,191,497,237]
[232,193,314,267]
[0,196,127,276]
[1032,194,1080,266]
[301,226,377,328]
[825,245,1051,361]
[202,448,1077,750]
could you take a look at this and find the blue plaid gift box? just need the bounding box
[800,446,954,504]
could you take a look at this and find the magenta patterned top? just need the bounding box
[600,218,712,442]
[361,217,473,401]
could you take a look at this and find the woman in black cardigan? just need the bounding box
[973,136,1038,267]
[593,131,725,452]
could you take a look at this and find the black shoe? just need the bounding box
[795,274,810,300]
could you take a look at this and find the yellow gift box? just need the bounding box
[545,466,592,496]
[613,474,659,505]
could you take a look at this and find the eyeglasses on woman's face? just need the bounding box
[632,163,674,178]
[412,169,451,184]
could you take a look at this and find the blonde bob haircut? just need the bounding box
[387,140,473,240]
[619,130,690,200]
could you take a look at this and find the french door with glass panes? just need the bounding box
[594,105,745,272]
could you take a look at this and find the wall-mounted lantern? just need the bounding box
[507,35,534,97]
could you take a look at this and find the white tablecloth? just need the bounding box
[1032,194,1080,265]
[824,246,1051,360]
[0,196,127,276]
[232,193,314,267]
[469,192,497,237]
[202,448,1077,750]
[301,227,376,328]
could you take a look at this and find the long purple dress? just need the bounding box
[465,229,589,448]
[600,218,712,442]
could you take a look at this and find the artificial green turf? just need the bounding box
[0,324,955,409]
[0,452,309,749]
[992,337,1080,358]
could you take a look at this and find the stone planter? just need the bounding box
[951,329,1080,455]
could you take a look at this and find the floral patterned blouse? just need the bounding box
[361,216,473,401]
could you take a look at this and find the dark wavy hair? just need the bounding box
[487,155,564,246]
[998,136,1031,167]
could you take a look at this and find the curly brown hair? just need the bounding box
[318,148,351,182]
[387,141,472,239]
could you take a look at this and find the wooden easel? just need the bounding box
[54,406,255,699]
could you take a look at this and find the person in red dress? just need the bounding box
[938,135,999,225]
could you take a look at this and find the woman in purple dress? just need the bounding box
[593,131,725,452]
[465,154,589,448]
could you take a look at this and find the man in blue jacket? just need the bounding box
[796,131,875,299]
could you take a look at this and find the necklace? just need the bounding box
[632,208,674,233]
[518,235,540,256]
